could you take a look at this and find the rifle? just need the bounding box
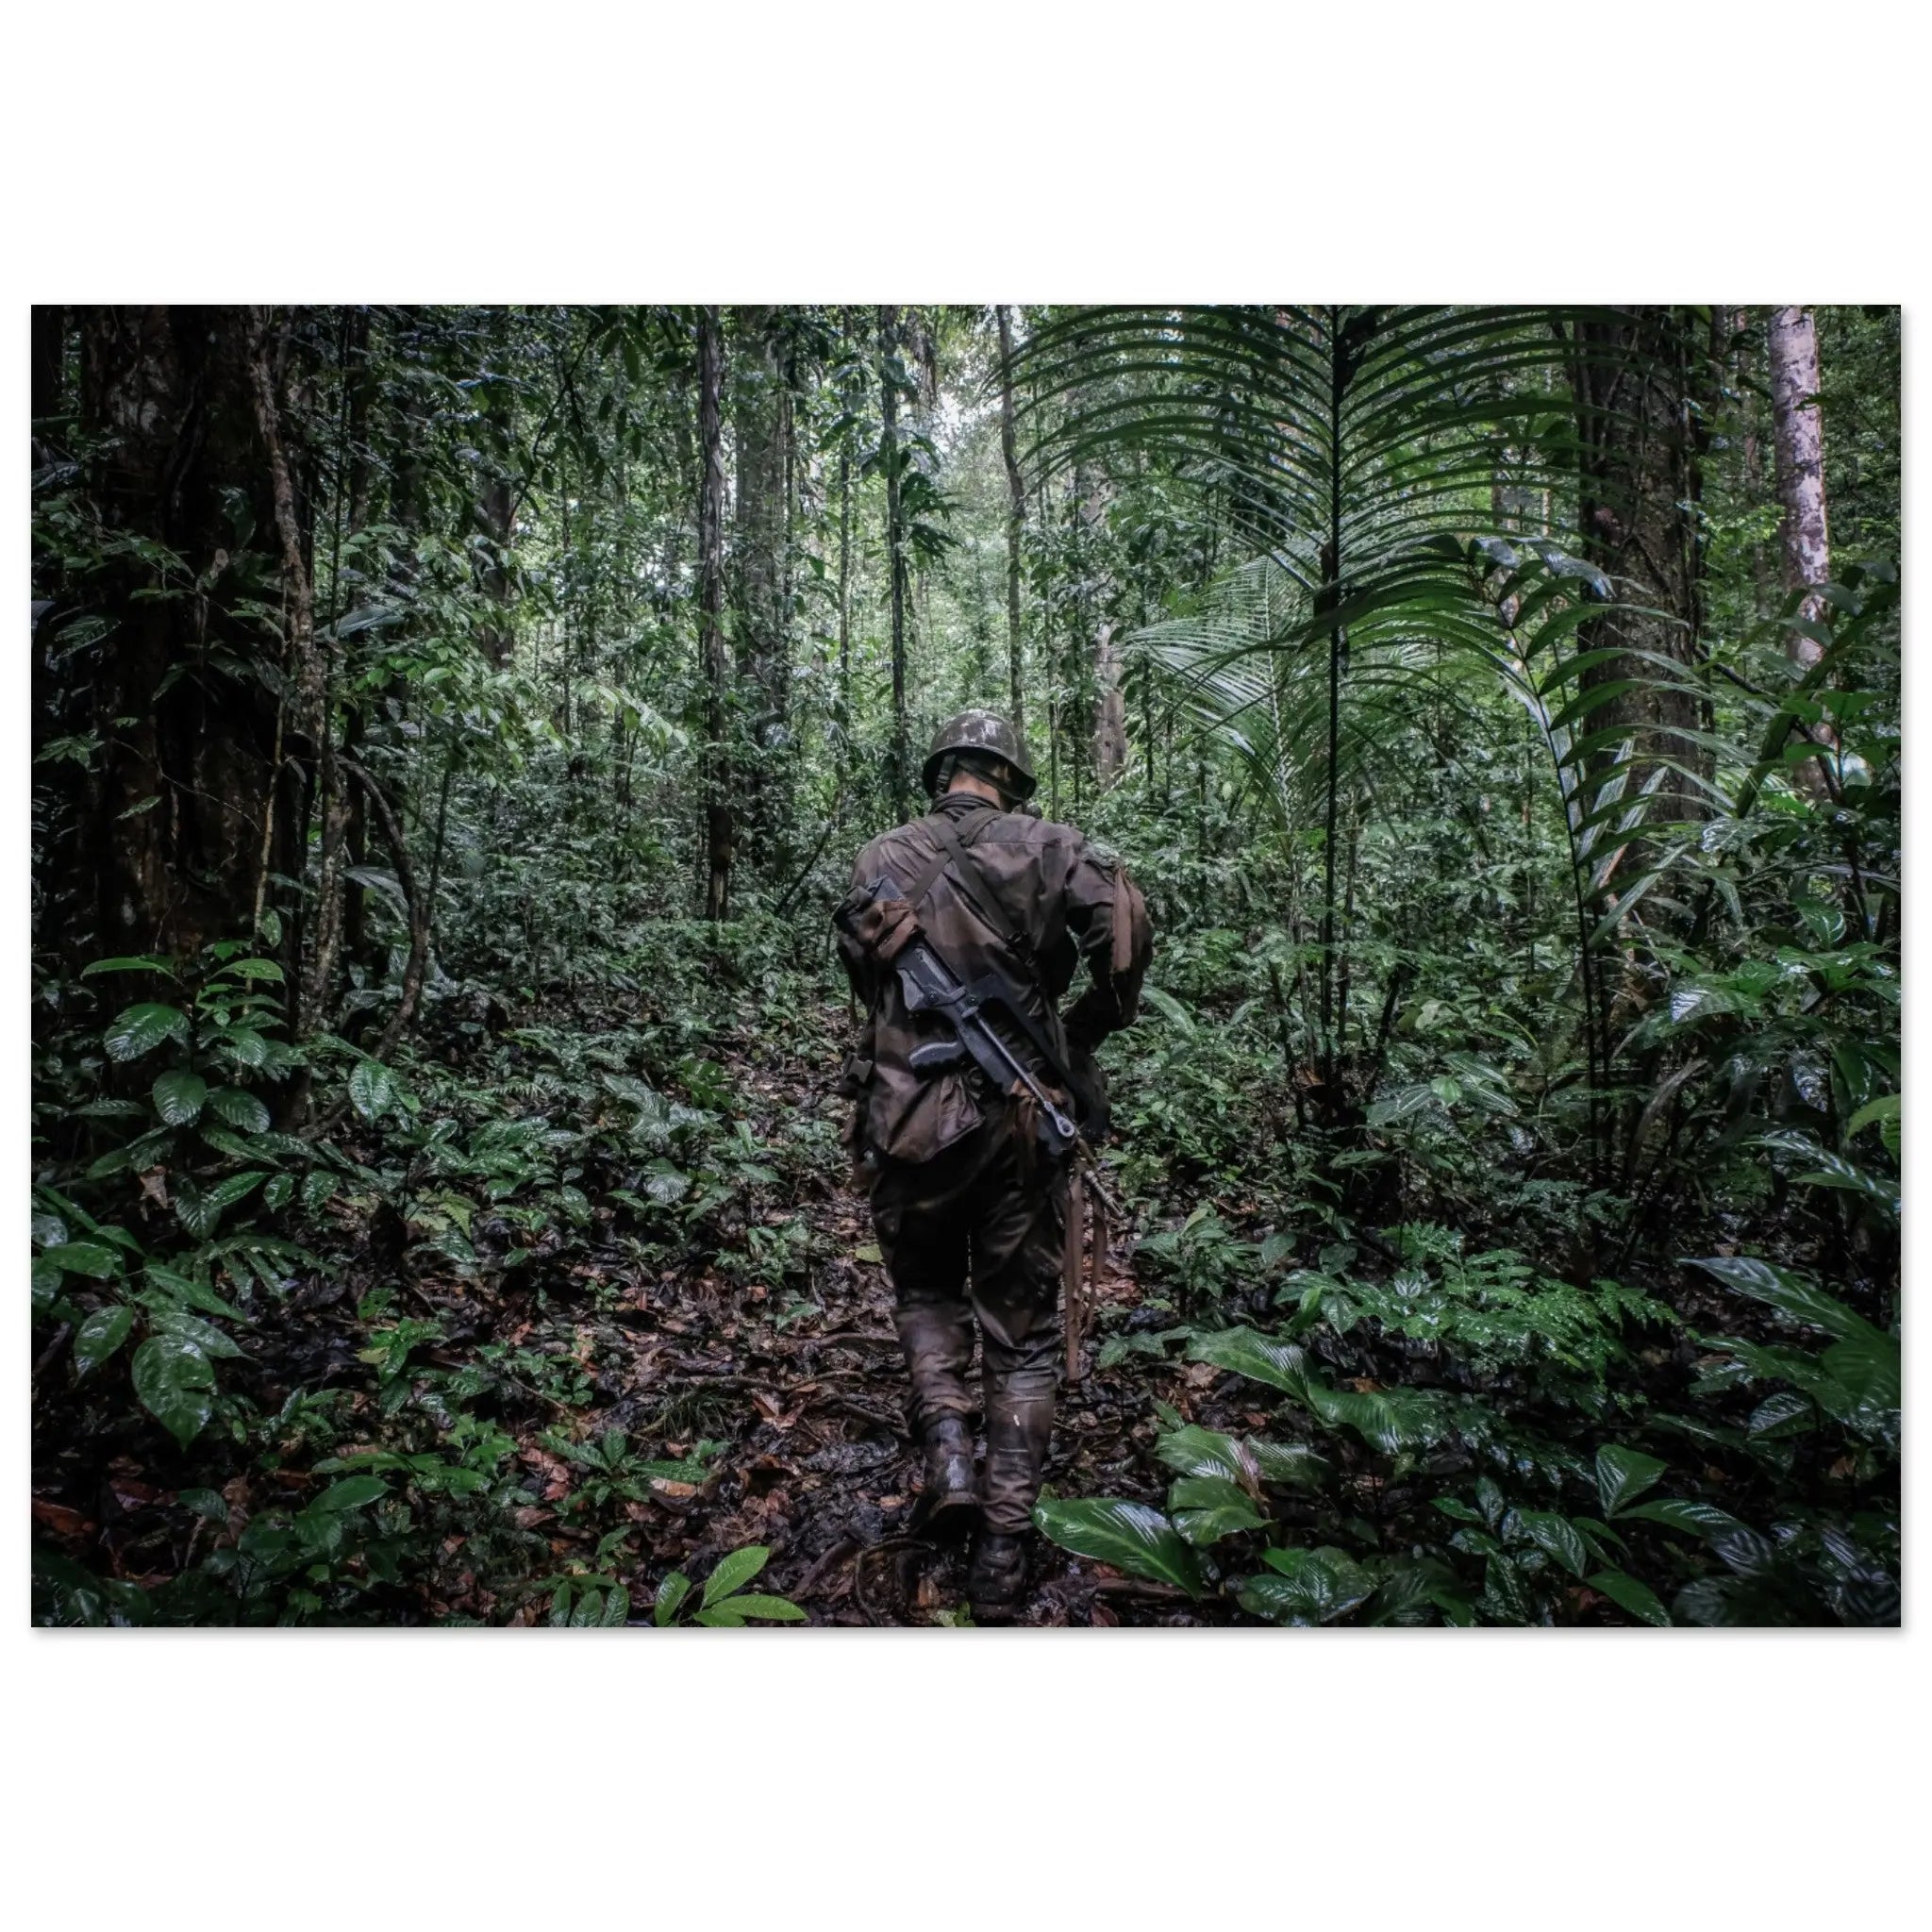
[837,872,1079,1158]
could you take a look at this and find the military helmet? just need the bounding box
[921,708,1037,801]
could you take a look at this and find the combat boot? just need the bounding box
[966,1530,1028,1620]
[911,1413,978,1538]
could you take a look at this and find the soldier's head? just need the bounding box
[923,708,1037,809]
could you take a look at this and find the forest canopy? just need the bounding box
[29,303,1901,1628]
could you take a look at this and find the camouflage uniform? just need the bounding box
[834,719,1152,1552]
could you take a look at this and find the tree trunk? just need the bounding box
[1768,306,1833,655]
[30,307,65,459]
[49,307,293,970]
[730,306,793,868]
[879,305,910,821]
[1076,459,1126,789]
[995,304,1027,735]
[1571,306,1716,847]
[475,333,519,668]
[697,307,733,919]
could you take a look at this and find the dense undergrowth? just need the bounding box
[29,303,1900,1626]
[31,718,1900,1625]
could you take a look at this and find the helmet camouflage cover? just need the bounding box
[922,708,1037,800]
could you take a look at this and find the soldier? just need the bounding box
[833,709,1152,1619]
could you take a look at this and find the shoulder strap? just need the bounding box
[926,811,1019,947]
[898,827,954,917]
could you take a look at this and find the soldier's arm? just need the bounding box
[1058,833,1153,1053]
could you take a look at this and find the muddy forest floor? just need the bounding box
[34,952,1257,1628]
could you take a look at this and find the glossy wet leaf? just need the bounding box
[1155,1424,1257,1488]
[1031,1496,1204,1596]
[1589,1568,1670,1626]
[1686,1255,1876,1341]
[1594,1444,1667,1518]
[43,1240,120,1279]
[314,1475,388,1511]
[1622,1497,1745,1540]
[654,1572,692,1625]
[150,1308,244,1360]
[1516,1510,1590,1579]
[701,1543,771,1607]
[349,1058,397,1121]
[82,955,175,978]
[1168,1474,1267,1545]
[1239,1545,1373,1624]
[151,1069,207,1125]
[73,1305,135,1377]
[105,1002,189,1060]
[207,1087,272,1134]
[1185,1325,1307,1396]
[724,1593,806,1622]
[130,1334,216,1446]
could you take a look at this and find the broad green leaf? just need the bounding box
[1621,1497,1745,1540]
[73,1305,135,1377]
[1483,1554,1533,1624]
[82,955,175,977]
[349,1058,396,1121]
[1589,1568,1671,1627]
[1168,1474,1267,1545]
[105,1003,189,1060]
[177,1488,228,1524]
[1185,1326,1307,1396]
[725,1593,807,1622]
[702,1544,771,1607]
[1747,1390,1813,1438]
[152,1069,208,1125]
[1685,1255,1875,1341]
[1819,1332,1902,1433]
[143,1266,248,1322]
[1594,1445,1667,1518]
[172,1182,221,1241]
[131,1334,216,1446]
[207,1170,269,1211]
[150,1309,244,1360]
[1248,1438,1326,1486]
[1846,1091,1899,1140]
[1155,1424,1257,1489]
[1031,1496,1204,1596]
[43,1241,120,1279]
[313,1475,387,1511]
[1517,1510,1590,1579]
[263,1174,294,1213]
[217,1027,271,1068]
[214,957,284,982]
[654,1571,692,1625]
[206,1087,272,1134]
[1240,1545,1374,1625]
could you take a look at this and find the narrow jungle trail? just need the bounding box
[508,1007,1221,1628]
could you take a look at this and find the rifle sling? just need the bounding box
[906,809,1073,1091]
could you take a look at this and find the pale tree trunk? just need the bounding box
[697,307,733,919]
[1768,305,1833,658]
[475,346,518,667]
[1077,461,1127,789]
[995,305,1027,734]
[731,306,792,864]
[879,304,910,820]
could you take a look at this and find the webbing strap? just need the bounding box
[927,812,1019,947]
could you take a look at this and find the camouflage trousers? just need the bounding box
[867,1115,1066,1534]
